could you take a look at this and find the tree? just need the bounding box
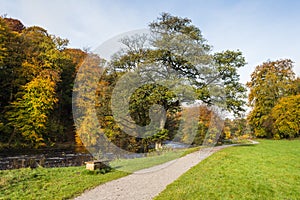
[0,17,24,111]
[3,18,25,32]
[292,77,300,94]
[7,70,59,147]
[271,94,300,139]
[129,84,179,149]
[73,53,103,141]
[51,48,87,143]
[247,59,296,138]
[213,50,247,114]
[3,23,70,147]
[0,17,26,143]
[0,14,248,150]
[150,13,247,115]
[220,117,250,141]
[179,105,213,145]
[103,13,247,150]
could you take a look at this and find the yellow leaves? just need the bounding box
[1,17,76,148]
[271,94,300,138]
[7,70,59,147]
[207,139,213,144]
[223,126,231,139]
[247,59,297,138]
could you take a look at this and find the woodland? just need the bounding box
[0,13,299,151]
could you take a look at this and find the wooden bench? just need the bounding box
[85,159,111,171]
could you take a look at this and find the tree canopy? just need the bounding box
[92,13,247,151]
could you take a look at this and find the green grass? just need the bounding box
[0,167,128,200]
[111,147,201,172]
[0,146,200,199]
[154,140,300,200]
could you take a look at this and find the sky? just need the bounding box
[1,0,299,84]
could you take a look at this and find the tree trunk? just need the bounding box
[155,141,162,150]
[8,127,16,147]
[155,114,166,150]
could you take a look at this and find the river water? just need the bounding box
[0,147,94,170]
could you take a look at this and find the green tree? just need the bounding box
[150,13,247,115]
[247,59,296,138]
[213,50,247,114]
[106,13,247,149]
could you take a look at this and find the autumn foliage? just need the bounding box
[247,59,299,139]
[1,14,299,151]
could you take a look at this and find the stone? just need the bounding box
[85,160,110,171]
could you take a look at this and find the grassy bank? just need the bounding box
[154,140,300,200]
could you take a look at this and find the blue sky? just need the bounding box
[1,0,299,83]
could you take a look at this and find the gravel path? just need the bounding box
[74,145,233,200]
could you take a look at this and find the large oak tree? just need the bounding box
[97,13,247,150]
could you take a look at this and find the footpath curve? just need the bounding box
[75,142,258,200]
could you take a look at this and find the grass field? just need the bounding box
[154,140,300,200]
[0,147,200,199]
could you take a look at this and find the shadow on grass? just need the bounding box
[81,166,113,175]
